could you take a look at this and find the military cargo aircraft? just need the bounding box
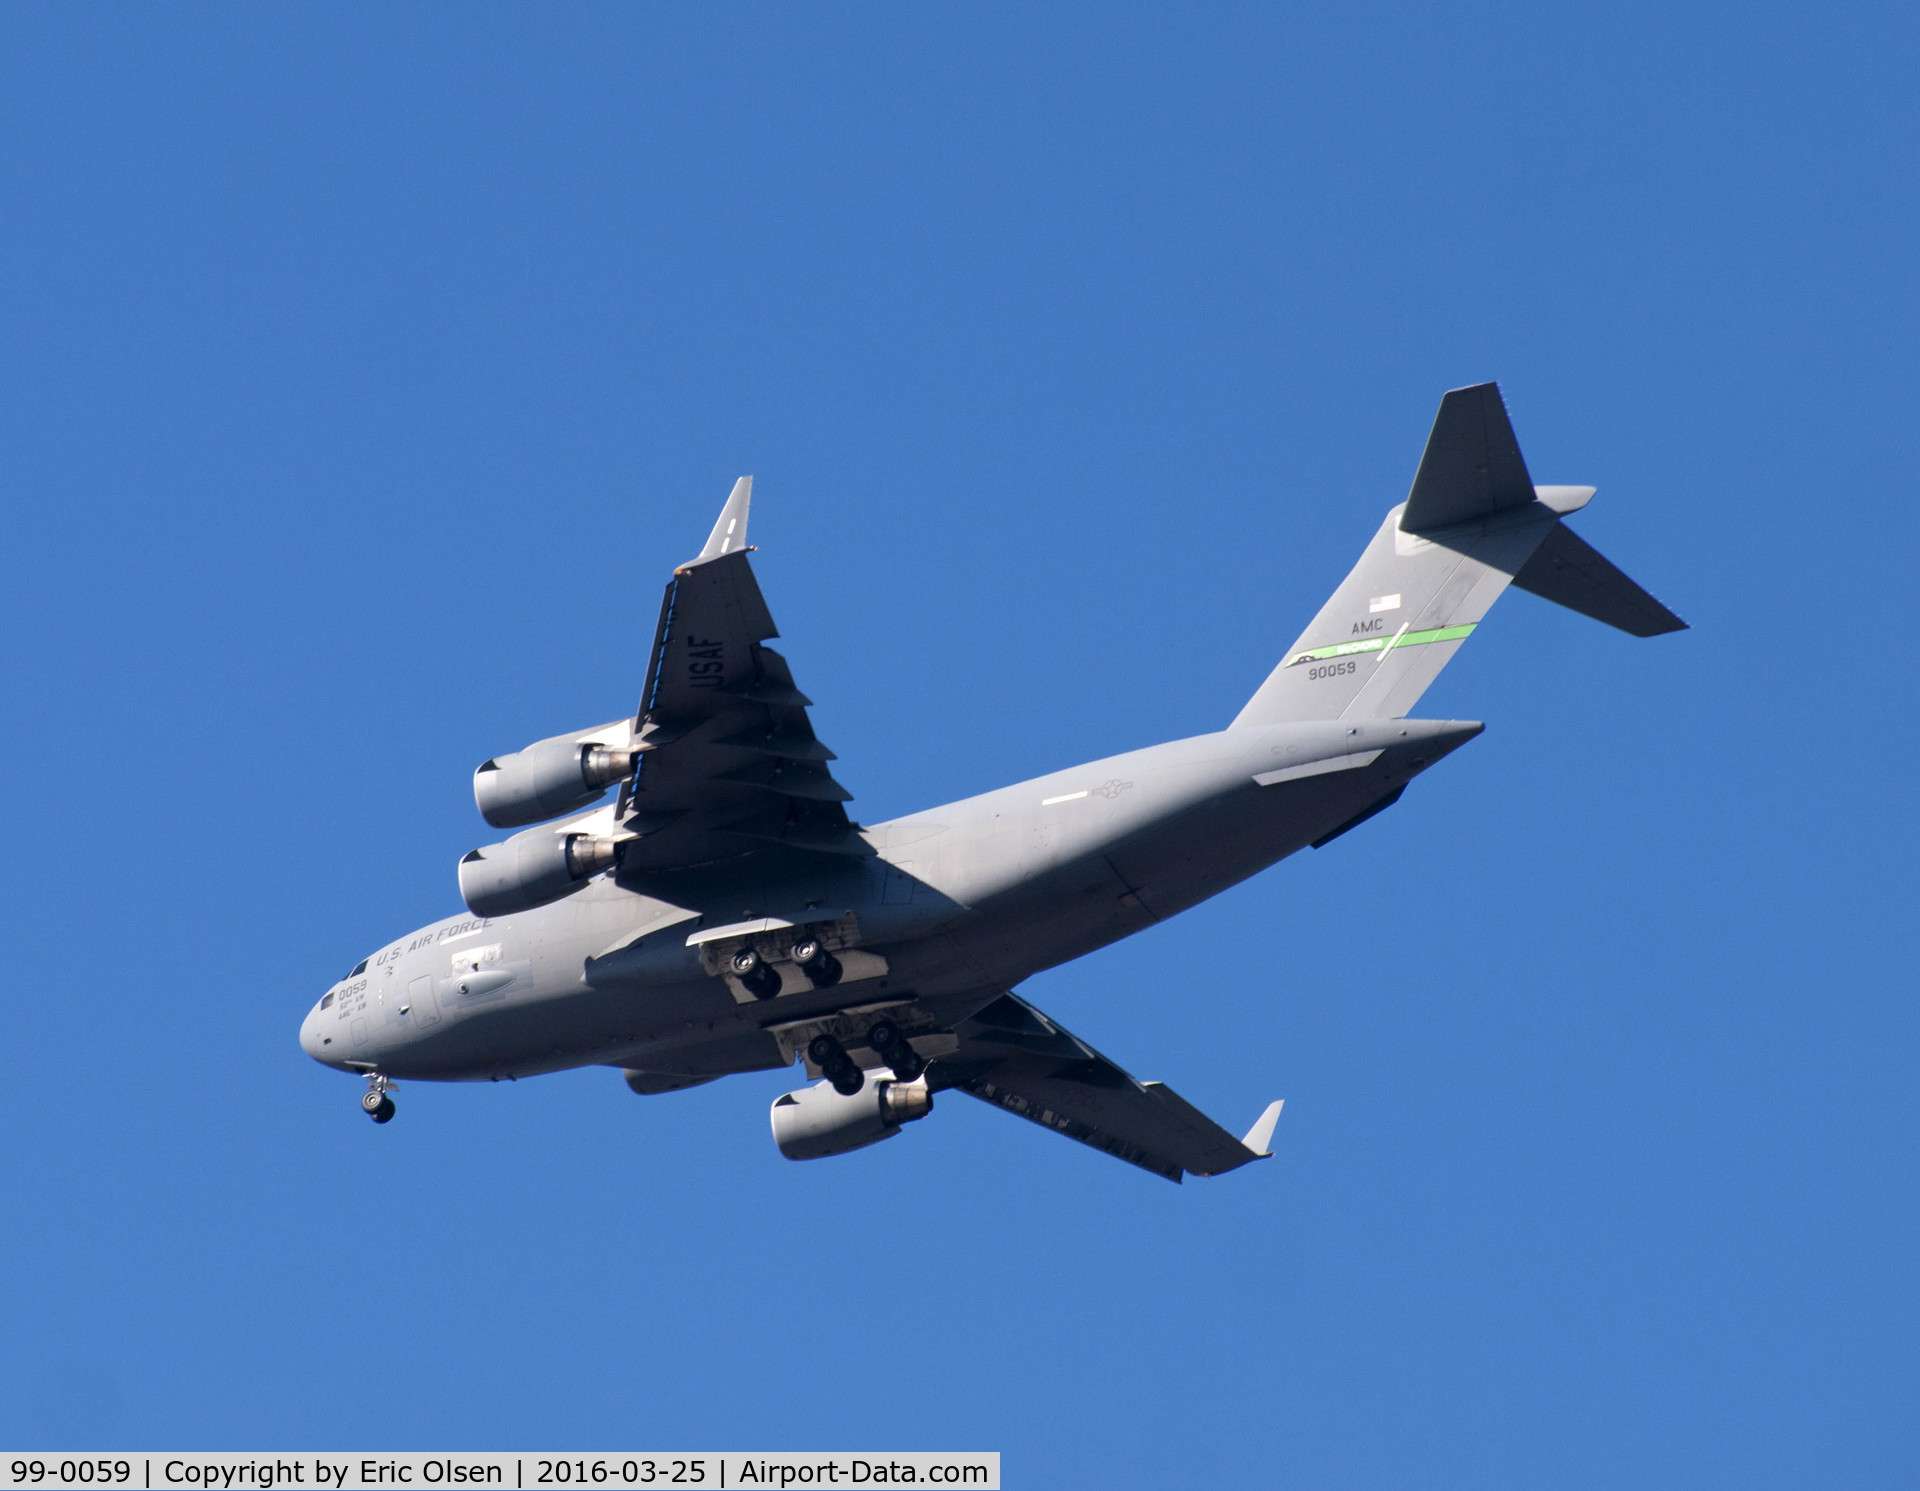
[300,383,1684,1181]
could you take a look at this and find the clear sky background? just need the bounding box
[1,4,1914,1484]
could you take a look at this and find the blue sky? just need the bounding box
[1,4,1914,1484]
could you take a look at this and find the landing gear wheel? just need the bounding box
[729,946,783,1000]
[807,1033,843,1067]
[809,1031,865,1096]
[791,936,842,989]
[865,1019,923,1079]
[361,1089,395,1123]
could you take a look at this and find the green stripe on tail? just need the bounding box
[1284,623,1477,668]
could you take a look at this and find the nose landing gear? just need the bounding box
[359,1074,396,1124]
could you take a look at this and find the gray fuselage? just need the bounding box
[299,716,1477,1086]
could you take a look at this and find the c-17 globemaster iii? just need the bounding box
[300,383,1684,1181]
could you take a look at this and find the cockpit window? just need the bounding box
[321,992,335,1010]
[346,959,368,979]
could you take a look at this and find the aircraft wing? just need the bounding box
[930,992,1282,1183]
[614,479,859,873]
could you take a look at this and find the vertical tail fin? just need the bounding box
[1232,384,1684,728]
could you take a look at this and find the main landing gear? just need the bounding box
[806,1023,924,1096]
[729,938,843,1001]
[729,946,784,1000]
[865,1019,925,1082]
[789,936,842,989]
[806,1034,867,1097]
[359,1074,396,1124]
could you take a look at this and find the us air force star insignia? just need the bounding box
[1094,779,1134,799]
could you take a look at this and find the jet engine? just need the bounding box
[473,722,644,829]
[458,827,623,918]
[770,1071,933,1161]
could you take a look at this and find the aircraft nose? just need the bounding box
[299,1003,334,1065]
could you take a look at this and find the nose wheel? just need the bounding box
[360,1075,396,1124]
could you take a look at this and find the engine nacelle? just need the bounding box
[473,721,644,829]
[770,1072,934,1161]
[457,827,623,918]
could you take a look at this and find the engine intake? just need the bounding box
[458,828,624,918]
[770,1072,933,1161]
[473,722,645,828]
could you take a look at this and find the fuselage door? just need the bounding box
[408,974,441,1028]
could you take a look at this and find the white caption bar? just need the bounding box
[0,1458,998,1491]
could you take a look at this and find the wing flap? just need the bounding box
[642,550,779,721]
[933,993,1277,1182]
[615,483,859,874]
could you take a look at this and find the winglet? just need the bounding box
[1241,1099,1284,1157]
[697,477,753,560]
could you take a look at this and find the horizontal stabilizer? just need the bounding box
[1510,521,1688,637]
[1402,383,1537,532]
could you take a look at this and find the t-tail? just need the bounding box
[1232,382,1686,728]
